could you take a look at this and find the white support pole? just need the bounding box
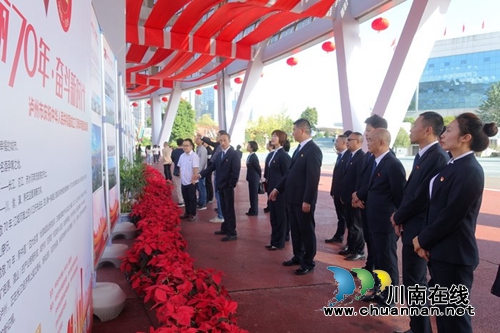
[372,0,452,142]
[150,94,162,144]
[228,44,265,147]
[332,2,368,133]
[158,82,183,145]
[216,69,231,131]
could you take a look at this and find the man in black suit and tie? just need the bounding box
[358,128,406,299]
[352,114,389,272]
[270,119,323,275]
[326,132,350,245]
[338,132,366,261]
[199,133,241,241]
[390,112,449,333]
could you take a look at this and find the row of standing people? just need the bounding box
[327,112,497,333]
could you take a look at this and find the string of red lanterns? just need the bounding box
[371,17,389,32]
[234,77,243,84]
[195,89,202,95]
[131,102,138,107]
[161,96,168,102]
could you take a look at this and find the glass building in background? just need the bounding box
[407,31,500,118]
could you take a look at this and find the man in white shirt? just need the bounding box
[177,139,200,222]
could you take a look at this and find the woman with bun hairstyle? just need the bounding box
[265,130,291,250]
[413,113,498,333]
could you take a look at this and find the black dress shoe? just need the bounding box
[294,267,314,275]
[345,253,366,261]
[268,246,284,251]
[180,214,189,220]
[392,330,413,333]
[221,235,237,242]
[245,212,258,216]
[263,207,270,213]
[338,249,352,255]
[265,244,273,249]
[325,237,343,243]
[282,259,301,266]
[214,230,227,235]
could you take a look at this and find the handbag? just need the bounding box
[492,264,500,297]
[258,182,266,194]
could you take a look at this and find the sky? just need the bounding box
[226,0,500,128]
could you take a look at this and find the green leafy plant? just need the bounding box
[120,155,146,213]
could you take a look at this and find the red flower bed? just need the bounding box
[121,166,248,333]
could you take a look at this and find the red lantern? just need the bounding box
[234,77,243,84]
[371,17,389,32]
[161,96,168,102]
[286,57,298,67]
[131,102,138,107]
[214,85,218,90]
[147,100,151,105]
[195,89,202,95]
[322,41,335,53]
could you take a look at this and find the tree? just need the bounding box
[300,107,318,130]
[443,116,455,126]
[196,113,216,127]
[393,127,410,149]
[245,111,293,148]
[477,81,500,124]
[169,100,196,143]
[403,117,415,124]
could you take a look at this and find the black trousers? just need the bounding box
[429,259,474,333]
[219,186,236,236]
[332,196,346,239]
[370,231,399,286]
[361,208,374,271]
[181,184,197,216]
[402,244,431,333]
[269,193,287,248]
[163,164,172,180]
[206,172,214,201]
[287,203,316,270]
[344,204,364,254]
[247,179,259,214]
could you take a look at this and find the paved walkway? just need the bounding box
[93,164,500,333]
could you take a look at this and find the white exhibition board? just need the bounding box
[90,7,107,267]
[0,1,93,332]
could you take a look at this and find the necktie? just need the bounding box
[370,158,377,177]
[335,153,342,166]
[221,151,226,161]
[292,146,300,160]
[412,153,420,169]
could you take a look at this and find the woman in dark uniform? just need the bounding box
[265,130,291,250]
[245,141,261,216]
[413,113,497,333]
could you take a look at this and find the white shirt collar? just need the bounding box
[448,150,474,164]
[299,138,312,149]
[418,141,439,157]
[338,149,348,156]
[375,150,391,165]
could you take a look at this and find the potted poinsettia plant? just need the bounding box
[121,166,248,333]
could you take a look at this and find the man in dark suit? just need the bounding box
[245,141,261,216]
[358,128,406,300]
[199,133,241,241]
[270,119,323,275]
[338,132,366,261]
[352,114,388,272]
[390,112,449,333]
[326,132,350,245]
